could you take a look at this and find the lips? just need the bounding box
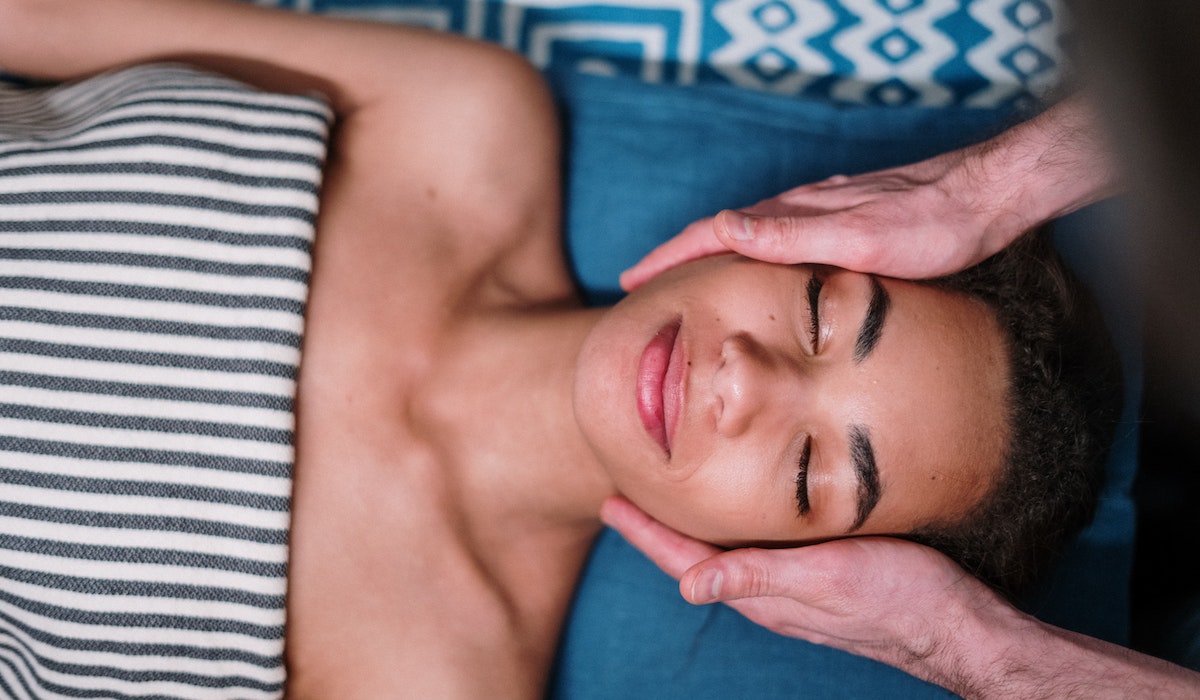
[637,318,684,456]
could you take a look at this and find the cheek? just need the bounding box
[621,447,780,543]
[573,317,635,453]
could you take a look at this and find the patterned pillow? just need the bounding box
[268,0,1069,108]
[0,63,331,699]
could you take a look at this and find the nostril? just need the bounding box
[713,334,759,436]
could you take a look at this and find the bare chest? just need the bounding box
[284,352,583,698]
[278,199,596,693]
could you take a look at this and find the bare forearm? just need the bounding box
[0,0,480,112]
[3,1,317,85]
[926,601,1200,699]
[969,95,1121,238]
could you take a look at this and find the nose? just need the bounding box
[712,332,798,437]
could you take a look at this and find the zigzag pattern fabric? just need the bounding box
[0,64,330,699]
[269,0,1067,107]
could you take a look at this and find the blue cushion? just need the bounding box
[553,69,1028,305]
[550,70,1139,698]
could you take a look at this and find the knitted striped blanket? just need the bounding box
[0,64,331,699]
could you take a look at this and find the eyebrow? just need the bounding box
[853,277,890,363]
[847,425,882,532]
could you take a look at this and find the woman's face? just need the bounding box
[574,255,1010,545]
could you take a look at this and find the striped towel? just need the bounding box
[0,64,331,699]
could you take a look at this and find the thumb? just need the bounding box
[718,208,892,274]
[714,209,825,265]
[680,548,798,605]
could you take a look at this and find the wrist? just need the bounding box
[948,138,1036,256]
[908,588,1044,698]
[926,595,1200,699]
[974,97,1120,237]
[946,603,1053,698]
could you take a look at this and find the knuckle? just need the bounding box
[726,550,775,598]
[756,217,806,261]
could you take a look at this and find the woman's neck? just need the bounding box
[425,303,617,529]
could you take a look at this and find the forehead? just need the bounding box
[854,277,1011,533]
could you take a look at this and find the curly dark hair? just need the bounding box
[907,228,1124,600]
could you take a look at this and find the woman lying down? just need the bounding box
[0,1,1122,698]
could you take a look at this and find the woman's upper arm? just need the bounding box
[0,0,496,115]
[0,0,568,299]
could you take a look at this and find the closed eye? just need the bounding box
[806,274,823,352]
[795,436,812,515]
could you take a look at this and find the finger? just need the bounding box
[678,546,815,605]
[716,208,886,273]
[680,537,889,606]
[600,496,722,579]
[714,208,833,265]
[813,173,851,188]
[750,179,876,212]
[619,217,730,291]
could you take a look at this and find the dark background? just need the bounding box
[1072,1,1200,668]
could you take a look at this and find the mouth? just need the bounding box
[637,317,684,457]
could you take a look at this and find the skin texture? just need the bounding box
[575,256,1009,546]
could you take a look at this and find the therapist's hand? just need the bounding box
[621,150,1016,289]
[619,96,1118,291]
[600,495,1017,695]
[601,495,1200,700]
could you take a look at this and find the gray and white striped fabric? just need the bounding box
[0,64,331,698]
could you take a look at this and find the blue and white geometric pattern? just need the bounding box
[258,0,1069,107]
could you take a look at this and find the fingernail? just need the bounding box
[690,569,723,604]
[722,211,754,241]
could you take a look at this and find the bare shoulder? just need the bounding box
[0,0,573,307]
[318,36,573,312]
